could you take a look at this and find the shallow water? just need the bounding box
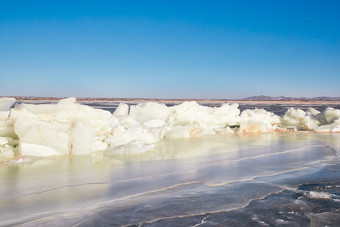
[1,132,340,226]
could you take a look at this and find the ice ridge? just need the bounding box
[0,97,339,159]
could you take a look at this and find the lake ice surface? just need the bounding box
[1,132,340,226]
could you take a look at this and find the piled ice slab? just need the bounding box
[281,107,340,132]
[0,97,340,159]
[3,97,118,157]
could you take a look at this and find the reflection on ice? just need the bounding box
[0,132,340,226]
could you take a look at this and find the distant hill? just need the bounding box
[2,95,340,102]
[242,95,340,101]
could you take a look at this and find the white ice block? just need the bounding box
[113,103,129,117]
[129,102,171,123]
[15,120,71,156]
[0,98,16,111]
[323,108,340,124]
[71,122,95,155]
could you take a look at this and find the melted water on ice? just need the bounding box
[1,132,340,226]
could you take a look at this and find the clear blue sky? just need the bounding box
[1,0,339,99]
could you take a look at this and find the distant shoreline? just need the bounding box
[3,96,340,104]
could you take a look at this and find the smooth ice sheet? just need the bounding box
[1,133,340,226]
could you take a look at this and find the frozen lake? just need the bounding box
[1,132,340,226]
